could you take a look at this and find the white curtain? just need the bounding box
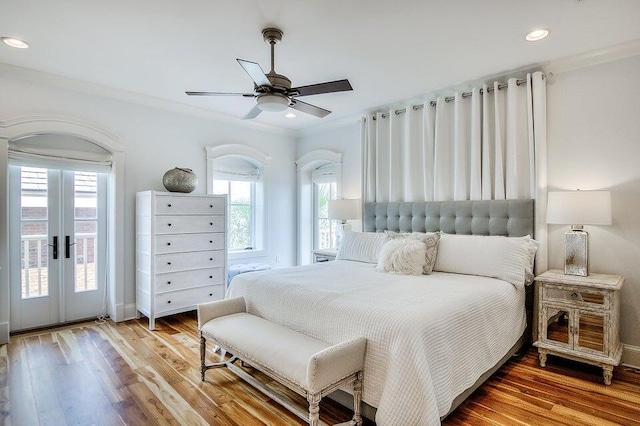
[362,72,546,203]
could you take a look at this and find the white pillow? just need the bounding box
[376,239,427,276]
[433,233,538,287]
[385,231,441,274]
[336,231,387,264]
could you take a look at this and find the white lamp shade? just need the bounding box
[546,191,612,225]
[328,199,360,221]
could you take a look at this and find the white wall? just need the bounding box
[547,55,640,358]
[0,72,297,326]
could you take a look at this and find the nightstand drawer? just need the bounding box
[543,284,609,310]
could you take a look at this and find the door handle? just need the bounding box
[65,236,76,259]
[49,236,59,260]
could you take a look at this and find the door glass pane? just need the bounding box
[545,308,570,345]
[74,172,98,292]
[578,313,605,353]
[20,167,49,298]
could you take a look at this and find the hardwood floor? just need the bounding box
[2,312,640,426]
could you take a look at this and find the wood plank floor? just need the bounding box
[2,312,639,426]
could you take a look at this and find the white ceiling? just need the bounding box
[2,0,640,131]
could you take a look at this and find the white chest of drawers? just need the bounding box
[136,191,227,330]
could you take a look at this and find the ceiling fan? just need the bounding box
[186,27,353,120]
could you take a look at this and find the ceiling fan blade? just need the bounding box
[291,79,352,97]
[237,59,272,87]
[186,91,254,97]
[290,99,331,118]
[241,104,263,120]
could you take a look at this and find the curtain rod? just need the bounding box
[373,77,531,119]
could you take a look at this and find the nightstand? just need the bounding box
[312,248,338,263]
[533,269,624,385]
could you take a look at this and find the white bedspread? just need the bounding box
[227,260,526,426]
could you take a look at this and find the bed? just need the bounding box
[227,199,535,426]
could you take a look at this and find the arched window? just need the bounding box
[296,150,342,265]
[206,145,269,259]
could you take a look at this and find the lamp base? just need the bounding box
[565,229,588,276]
[336,223,351,248]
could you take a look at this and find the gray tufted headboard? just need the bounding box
[364,200,534,237]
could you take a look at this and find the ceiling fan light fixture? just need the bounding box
[256,93,289,112]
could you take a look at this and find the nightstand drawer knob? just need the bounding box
[571,292,578,300]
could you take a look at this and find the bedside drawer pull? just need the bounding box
[168,204,172,207]
[168,223,172,227]
[167,262,172,265]
[167,281,171,285]
[210,204,213,208]
[209,293,213,296]
[571,292,578,300]
[209,275,213,279]
[167,242,171,246]
[210,222,213,226]
[167,300,171,304]
[209,258,213,261]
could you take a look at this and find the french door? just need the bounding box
[9,166,107,331]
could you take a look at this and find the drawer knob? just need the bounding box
[167,262,172,265]
[571,292,578,300]
[168,204,172,207]
[209,240,213,243]
[209,258,213,261]
[209,275,213,279]
[167,281,171,285]
[167,242,171,246]
[168,223,172,227]
[210,222,213,226]
[167,300,171,304]
[209,293,213,296]
[209,204,213,208]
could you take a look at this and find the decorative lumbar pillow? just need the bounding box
[385,231,441,274]
[433,233,539,287]
[376,239,428,276]
[336,231,388,264]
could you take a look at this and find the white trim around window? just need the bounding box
[206,145,270,260]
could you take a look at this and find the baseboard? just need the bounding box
[622,344,640,370]
[0,322,9,344]
[124,303,138,321]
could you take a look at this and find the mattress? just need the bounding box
[227,260,526,426]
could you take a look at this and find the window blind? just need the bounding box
[8,134,112,173]
[210,156,261,182]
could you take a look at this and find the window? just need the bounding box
[207,151,266,258]
[212,179,255,251]
[314,182,337,249]
[312,163,339,250]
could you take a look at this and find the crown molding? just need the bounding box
[0,62,298,138]
[543,38,640,76]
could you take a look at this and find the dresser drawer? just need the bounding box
[155,215,224,234]
[155,285,224,313]
[155,267,225,292]
[155,233,225,254]
[542,284,610,310]
[155,196,225,215]
[155,250,224,273]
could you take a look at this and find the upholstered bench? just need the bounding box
[198,297,366,426]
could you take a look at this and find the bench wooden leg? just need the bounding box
[200,335,207,381]
[352,371,363,426]
[307,392,321,426]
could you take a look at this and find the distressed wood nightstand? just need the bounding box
[533,269,623,385]
[312,248,338,263]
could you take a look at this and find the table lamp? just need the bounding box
[546,190,611,276]
[328,199,360,247]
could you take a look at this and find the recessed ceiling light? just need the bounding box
[285,113,297,118]
[2,37,29,49]
[525,29,549,42]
